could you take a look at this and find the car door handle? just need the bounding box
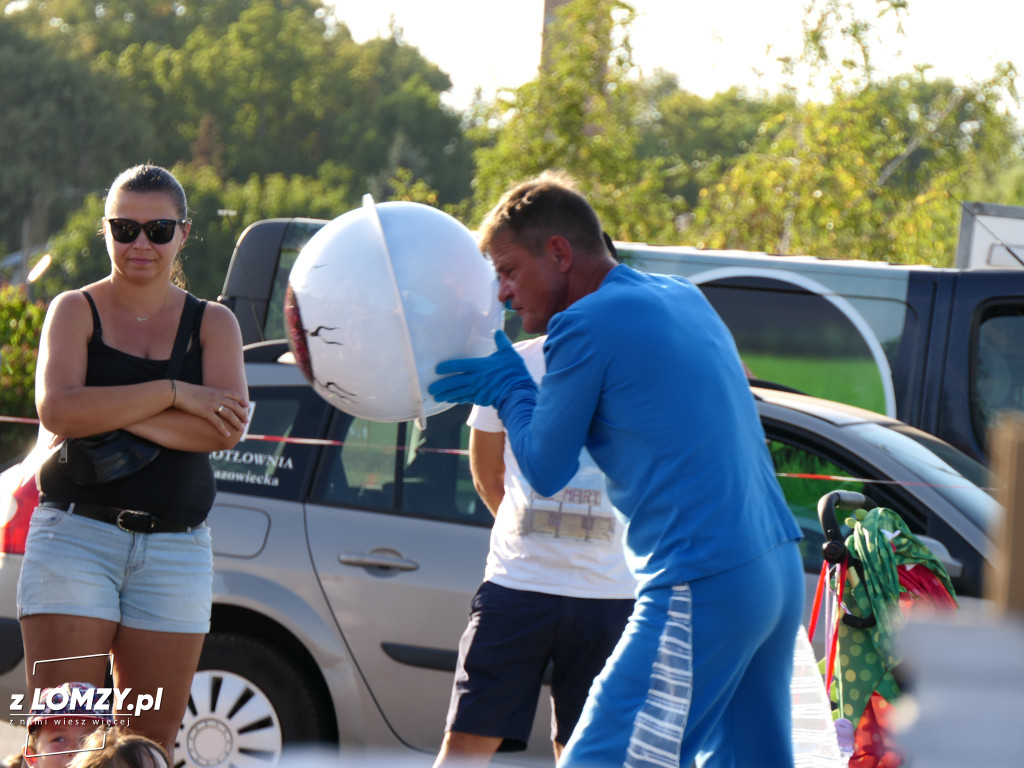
[338,551,420,572]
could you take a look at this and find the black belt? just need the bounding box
[40,501,194,534]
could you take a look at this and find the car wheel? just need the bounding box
[176,633,331,768]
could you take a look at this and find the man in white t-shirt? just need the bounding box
[432,336,636,767]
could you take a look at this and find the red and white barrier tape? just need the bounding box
[0,415,43,425]
[0,416,995,486]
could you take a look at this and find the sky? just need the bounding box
[328,0,1024,114]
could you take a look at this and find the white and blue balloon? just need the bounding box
[284,195,502,423]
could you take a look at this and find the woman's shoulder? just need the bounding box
[52,278,118,311]
[194,296,243,339]
[195,296,235,322]
[46,287,96,318]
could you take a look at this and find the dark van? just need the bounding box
[218,218,1024,464]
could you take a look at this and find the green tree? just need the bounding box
[689,1,1022,264]
[967,159,1024,210]
[30,196,109,299]
[323,29,473,203]
[637,79,799,210]
[0,284,46,463]
[154,1,338,177]
[8,0,323,55]
[92,3,472,201]
[0,15,153,278]
[33,163,359,303]
[8,0,473,214]
[470,0,681,242]
[174,164,357,299]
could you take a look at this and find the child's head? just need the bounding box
[67,731,167,768]
[24,683,112,768]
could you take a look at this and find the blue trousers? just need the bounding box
[558,540,803,768]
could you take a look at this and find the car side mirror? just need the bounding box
[917,534,965,580]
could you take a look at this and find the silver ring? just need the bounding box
[216,405,225,415]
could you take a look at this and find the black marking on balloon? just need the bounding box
[320,380,358,402]
[308,325,344,345]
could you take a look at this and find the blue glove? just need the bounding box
[429,330,535,407]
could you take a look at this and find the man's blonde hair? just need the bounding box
[478,171,607,259]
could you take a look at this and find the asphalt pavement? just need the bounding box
[0,724,438,767]
[1,721,25,761]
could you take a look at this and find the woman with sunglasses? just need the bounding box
[18,164,249,761]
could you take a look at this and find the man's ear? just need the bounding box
[547,235,574,272]
[23,747,38,766]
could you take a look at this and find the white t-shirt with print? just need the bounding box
[467,336,636,599]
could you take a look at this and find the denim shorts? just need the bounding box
[17,504,213,634]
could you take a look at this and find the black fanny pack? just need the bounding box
[56,294,200,486]
[57,431,162,485]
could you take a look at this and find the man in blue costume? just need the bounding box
[430,171,803,768]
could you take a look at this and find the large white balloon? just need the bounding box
[284,195,502,422]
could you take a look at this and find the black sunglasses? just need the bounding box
[105,218,189,245]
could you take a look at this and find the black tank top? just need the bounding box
[39,291,216,526]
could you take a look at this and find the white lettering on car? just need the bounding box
[210,450,294,469]
[212,470,282,487]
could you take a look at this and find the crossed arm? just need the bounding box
[35,292,249,453]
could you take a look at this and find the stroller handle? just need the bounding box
[815,490,881,631]
[817,490,877,564]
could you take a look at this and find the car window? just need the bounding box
[765,424,970,576]
[328,415,399,509]
[848,422,1001,536]
[701,278,893,415]
[211,385,329,499]
[972,305,1024,449]
[311,404,490,525]
[767,438,865,572]
[403,404,485,522]
[264,220,327,341]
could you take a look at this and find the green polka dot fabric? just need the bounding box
[829,507,958,725]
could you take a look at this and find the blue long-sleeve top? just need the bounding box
[498,265,801,592]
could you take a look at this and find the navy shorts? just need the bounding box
[445,580,634,751]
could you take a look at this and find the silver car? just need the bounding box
[0,346,998,767]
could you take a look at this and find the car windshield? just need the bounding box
[845,422,1001,533]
